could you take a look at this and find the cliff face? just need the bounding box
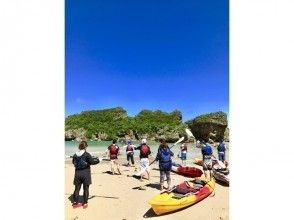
[186,111,228,142]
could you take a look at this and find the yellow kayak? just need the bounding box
[148,178,215,215]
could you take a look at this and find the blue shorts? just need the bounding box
[218,152,225,161]
[181,152,187,160]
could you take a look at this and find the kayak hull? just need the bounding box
[171,164,203,178]
[213,169,230,185]
[148,179,215,215]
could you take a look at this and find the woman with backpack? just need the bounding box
[72,141,100,209]
[134,138,151,181]
[125,140,135,166]
[155,140,174,190]
[107,139,121,175]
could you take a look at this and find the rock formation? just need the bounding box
[186,111,228,142]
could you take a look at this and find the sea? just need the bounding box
[65,140,229,161]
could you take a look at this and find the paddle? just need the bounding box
[170,136,185,150]
[149,137,185,166]
[185,128,194,139]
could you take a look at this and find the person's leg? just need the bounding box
[116,160,121,174]
[203,161,208,179]
[110,160,114,174]
[219,153,225,162]
[145,159,150,180]
[131,154,134,165]
[73,183,82,204]
[166,171,171,190]
[135,159,146,177]
[209,170,212,180]
[182,153,187,166]
[146,170,150,180]
[127,154,130,165]
[83,184,89,206]
[208,159,213,180]
[160,170,164,190]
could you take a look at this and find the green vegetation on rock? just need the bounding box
[65,107,185,142]
[65,108,229,143]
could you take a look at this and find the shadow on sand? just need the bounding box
[132,183,162,191]
[143,208,158,218]
[145,183,161,190]
[215,180,230,187]
[67,194,119,203]
[102,171,122,175]
[143,203,199,218]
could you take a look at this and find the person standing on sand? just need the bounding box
[134,138,151,181]
[107,140,121,175]
[217,140,226,162]
[179,143,188,166]
[72,141,100,209]
[201,140,213,180]
[155,140,174,190]
[125,140,135,166]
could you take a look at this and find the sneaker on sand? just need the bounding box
[72,202,82,208]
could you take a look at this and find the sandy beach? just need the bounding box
[65,156,229,220]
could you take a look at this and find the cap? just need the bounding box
[141,138,147,144]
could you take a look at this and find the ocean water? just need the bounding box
[65,140,229,161]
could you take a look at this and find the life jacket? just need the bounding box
[159,148,172,171]
[202,144,213,156]
[217,143,226,152]
[109,144,118,155]
[126,144,134,152]
[140,144,150,157]
[74,153,88,170]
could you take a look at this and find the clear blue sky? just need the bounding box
[65,0,229,121]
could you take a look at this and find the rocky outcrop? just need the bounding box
[186,111,228,142]
[64,107,228,143]
[124,129,136,140]
[65,128,87,141]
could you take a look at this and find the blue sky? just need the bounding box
[65,0,229,121]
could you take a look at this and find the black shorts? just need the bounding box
[73,169,92,185]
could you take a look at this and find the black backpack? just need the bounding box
[74,153,88,170]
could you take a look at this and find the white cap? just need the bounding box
[141,138,147,144]
[181,144,185,147]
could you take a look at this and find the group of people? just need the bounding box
[70,138,227,208]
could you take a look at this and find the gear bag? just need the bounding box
[202,144,213,156]
[140,144,149,157]
[217,143,225,152]
[126,144,134,152]
[74,154,88,170]
[109,144,118,155]
[159,148,172,170]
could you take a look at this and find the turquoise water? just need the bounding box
[65,140,229,161]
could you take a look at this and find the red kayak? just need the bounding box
[171,163,203,178]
